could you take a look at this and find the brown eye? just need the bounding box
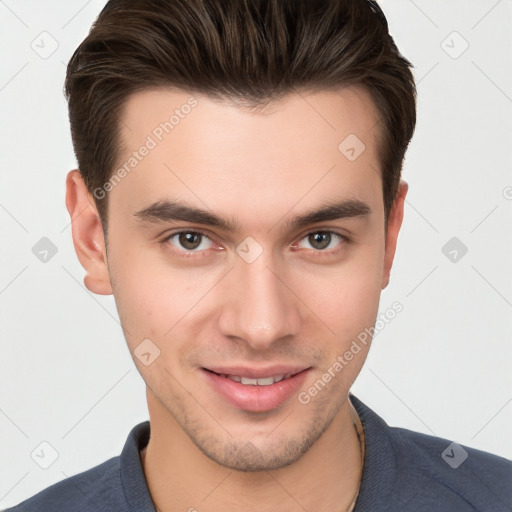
[295,231,346,253]
[179,232,202,250]
[308,232,332,250]
[167,231,214,252]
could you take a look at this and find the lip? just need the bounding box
[204,365,309,379]
[201,366,311,412]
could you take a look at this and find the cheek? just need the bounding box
[297,242,385,329]
[108,244,171,346]
[108,243,220,353]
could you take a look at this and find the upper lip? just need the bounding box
[203,365,310,379]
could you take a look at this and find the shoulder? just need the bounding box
[379,420,511,510]
[2,457,126,512]
[350,395,512,511]
[2,421,152,512]
[394,424,510,475]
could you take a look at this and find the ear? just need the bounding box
[65,170,113,295]
[381,180,408,289]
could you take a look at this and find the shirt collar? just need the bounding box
[120,420,156,511]
[349,393,398,510]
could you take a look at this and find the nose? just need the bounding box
[218,253,302,350]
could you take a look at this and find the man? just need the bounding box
[4,0,510,511]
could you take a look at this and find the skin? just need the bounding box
[65,85,407,512]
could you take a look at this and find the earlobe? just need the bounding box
[381,180,408,290]
[65,170,113,295]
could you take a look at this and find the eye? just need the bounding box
[296,231,346,251]
[166,231,214,252]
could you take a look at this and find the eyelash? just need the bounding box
[160,229,349,258]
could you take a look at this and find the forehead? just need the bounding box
[110,86,382,223]
[119,85,380,150]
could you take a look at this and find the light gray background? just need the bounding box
[1,0,511,507]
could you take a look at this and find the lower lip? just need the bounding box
[201,368,310,412]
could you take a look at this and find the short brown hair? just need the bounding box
[65,0,416,234]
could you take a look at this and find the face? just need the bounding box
[68,85,406,472]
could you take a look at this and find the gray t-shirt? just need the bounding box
[4,394,511,511]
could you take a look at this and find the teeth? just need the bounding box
[241,377,259,385]
[223,374,289,386]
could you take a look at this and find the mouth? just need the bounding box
[201,366,311,412]
[203,368,300,386]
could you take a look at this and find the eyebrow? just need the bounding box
[286,198,371,230]
[133,198,371,232]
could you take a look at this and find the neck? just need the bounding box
[140,392,363,512]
